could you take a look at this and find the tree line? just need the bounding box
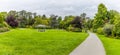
[0,10,90,32]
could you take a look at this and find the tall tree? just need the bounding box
[58,16,62,23]
[50,15,58,28]
[80,13,86,19]
[93,3,108,29]
[33,13,37,18]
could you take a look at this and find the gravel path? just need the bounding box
[69,32,106,55]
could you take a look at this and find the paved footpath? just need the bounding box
[69,32,106,55]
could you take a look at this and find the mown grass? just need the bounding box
[98,34,120,55]
[0,29,88,55]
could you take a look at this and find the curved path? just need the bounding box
[69,32,106,55]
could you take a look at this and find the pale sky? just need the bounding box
[0,0,120,18]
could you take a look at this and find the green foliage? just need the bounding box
[42,15,47,20]
[0,27,9,32]
[49,15,59,28]
[66,25,74,31]
[73,28,82,32]
[3,22,10,28]
[0,13,4,23]
[58,16,62,23]
[107,10,119,24]
[97,27,104,34]
[0,23,4,28]
[86,19,93,30]
[93,3,108,29]
[34,17,43,25]
[71,16,82,29]
[103,23,113,36]
[93,19,104,29]
[60,16,74,29]
[113,14,120,37]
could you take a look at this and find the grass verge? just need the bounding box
[98,34,120,55]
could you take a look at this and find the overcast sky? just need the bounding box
[0,0,120,18]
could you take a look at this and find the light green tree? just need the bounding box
[93,3,108,29]
[113,14,120,37]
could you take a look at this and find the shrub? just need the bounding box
[3,22,11,28]
[66,25,74,31]
[0,27,9,33]
[97,27,104,34]
[0,22,10,28]
[72,28,82,32]
[112,14,120,37]
[91,29,97,33]
[103,24,113,36]
[0,23,4,28]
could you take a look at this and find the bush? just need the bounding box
[3,22,11,28]
[0,22,10,28]
[0,23,4,28]
[91,29,97,33]
[72,28,82,32]
[66,25,74,31]
[97,27,104,34]
[103,24,113,36]
[0,27,9,33]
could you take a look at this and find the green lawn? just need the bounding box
[98,34,120,55]
[0,29,88,55]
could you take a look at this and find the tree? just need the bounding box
[6,15,18,28]
[86,19,93,30]
[34,17,42,25]
[33,13,37,18]
[60,16,74,29]
[49,15,58,28]
[42,14,47,20]
[93,3,108,29]
[58,16,62,28]
[113,14,120,37]
[8,10,17,16]
[80,13,86,19]
[80,13,87,29]
[107,10,119,24]
[71,16,82,29]
[58,16,62,23]
[0,13,4,23]
[1,12,7,19]
[27,18,35,26]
